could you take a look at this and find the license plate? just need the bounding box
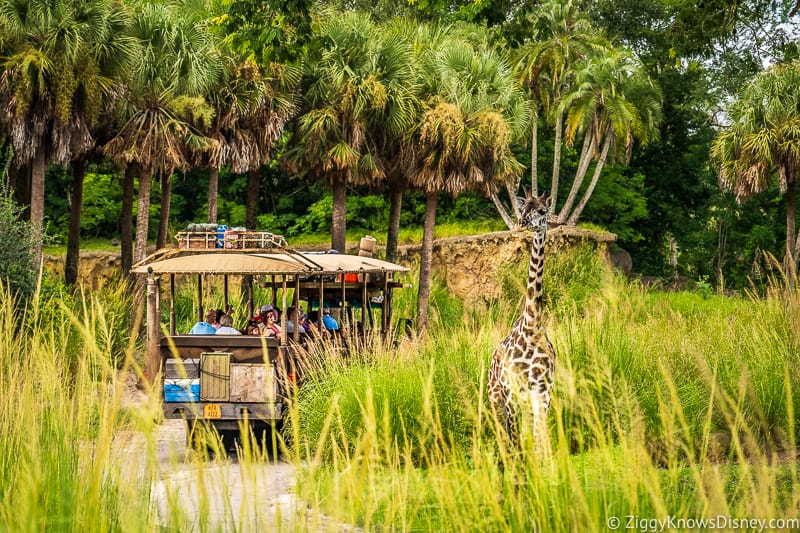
[204,404,221,419]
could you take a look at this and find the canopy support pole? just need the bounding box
[169,274,176,335]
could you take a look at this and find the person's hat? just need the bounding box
[260,304,273,313]
[323,307,331,314]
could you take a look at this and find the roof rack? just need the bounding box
[175,229,288,251]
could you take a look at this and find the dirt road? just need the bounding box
[116,418,353,531]
[115,374,353,531]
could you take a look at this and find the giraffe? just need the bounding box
[488,191,556,452]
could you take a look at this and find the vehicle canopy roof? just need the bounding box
[132,251,409,276]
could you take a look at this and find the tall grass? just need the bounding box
[288,246,800,531]
[4,247,800,531]
[0,280,156,532]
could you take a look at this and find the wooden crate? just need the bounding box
[229,364,275,403]
[200,352,231,401]
[177,232,217,250]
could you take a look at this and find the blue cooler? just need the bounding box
[216,225,229,248]
[164,379,200,402]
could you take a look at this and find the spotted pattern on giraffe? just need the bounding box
[488,192,556,450]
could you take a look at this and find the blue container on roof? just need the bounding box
[216,225,229,248]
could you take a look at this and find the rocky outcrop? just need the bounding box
[394,226,616,301]
[44,251,123,290]
[44,226,616,300]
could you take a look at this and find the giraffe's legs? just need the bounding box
[505,402,520,450]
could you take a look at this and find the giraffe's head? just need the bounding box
[516,192,552,233]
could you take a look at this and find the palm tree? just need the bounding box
[366,18,422,263]
[0,0,137,270]
[412,41,528,331]
[105,0,221,265]
[513,0,604,217]
[711,61,800,273]
[291,11,417,253]
[555,48,661,226]
[199,57,297,224]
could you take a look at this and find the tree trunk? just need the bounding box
[385,184,403,263]
[245,168,259,229]
[530,106,538,197]
[121,163,136,278]
[786,175,797,279]
[506,182,522,220]
[566,128,613,225]
[207,166,219,223]
[15,163,31,220]
[557,129,596,224]
[416,190,438,333]
[331,178,347,253]
[490,190,516,230]
[30,140,46,267]
[134,168,152,264]
[65,157,86,286]
[157,172,172,250]
[550,112,564,214]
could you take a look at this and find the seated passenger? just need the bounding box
[189,310,217,334]
[244,319,260,335]
[321,308,340,332]
[303,309,321,337]
[215,314,241,335]
[251,304,273,328]
[285,306,306,335]
[261,310,282,338]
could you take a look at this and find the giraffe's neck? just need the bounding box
[522,229,546,329]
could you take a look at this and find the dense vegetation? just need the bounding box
[1,0,800,527]
[2,246,799,530]
[0,0,797,300]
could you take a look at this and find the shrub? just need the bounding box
[0,188,40,299]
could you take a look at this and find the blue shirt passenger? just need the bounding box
[190,310,217,334]
[321,308,339,331]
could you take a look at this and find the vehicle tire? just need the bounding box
[186,420,228,457]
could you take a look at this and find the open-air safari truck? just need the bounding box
[133,229,408,446]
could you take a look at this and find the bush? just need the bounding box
[0,188,39,299]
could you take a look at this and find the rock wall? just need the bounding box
[44,251,123,290]
[394,226,616,301]
[44,226,616,300]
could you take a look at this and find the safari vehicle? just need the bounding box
[133,230,408,445]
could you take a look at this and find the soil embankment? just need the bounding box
[46,227,616,300]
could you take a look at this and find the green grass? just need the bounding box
[287,247,800,530]
[44,237,122,255]
[43,219,507,256]
[3,245,800,531]
[244,220,509,250]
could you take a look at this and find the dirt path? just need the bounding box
[114,373,356,532]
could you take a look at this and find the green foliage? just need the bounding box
[580,169,648,242]
[291,267,800,531]
[0,189,40,298]
[497,242,608,317]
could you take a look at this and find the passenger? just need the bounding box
[321,308,340,333]
[251,304,274,330]
[285,306,306,335]
[244,319,260,336]
[306,310,319,328]
[303,309,321,337]
[189,310,217,334]
[216,314,241,335]
[214,308,224,330]
[261,310,282,338]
